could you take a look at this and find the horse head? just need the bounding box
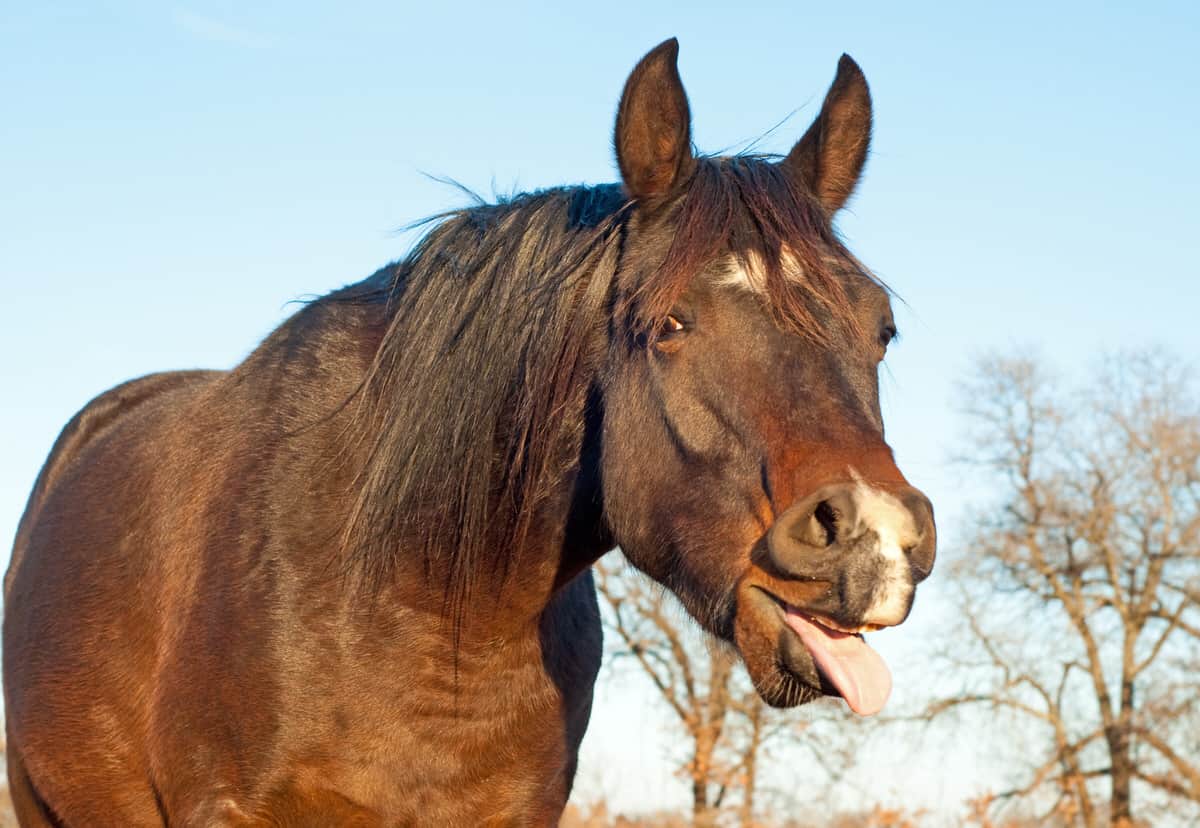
[600,40,935,715]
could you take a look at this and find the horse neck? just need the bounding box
[386,423,610,643]
[300,300,611,644]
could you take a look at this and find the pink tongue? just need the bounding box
[783,609,892,716]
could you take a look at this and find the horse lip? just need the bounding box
[747,587,838,698]
[801,613,883,635]
[743,586,874,699]
[754,587,883,635]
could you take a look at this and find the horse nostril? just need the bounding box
[811,500,839,547]
[769,486,861,579]
[903,531,936,583]
[908,551,934,583]
[902,542,923,573]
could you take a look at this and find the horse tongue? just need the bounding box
[783,609,892,716]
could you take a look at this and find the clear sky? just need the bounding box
[2,1,1198,819]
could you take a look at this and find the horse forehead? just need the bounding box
[712,250,794,292]
[712,249,888,310]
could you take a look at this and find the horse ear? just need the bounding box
[615,38,695,201]
[783,54,872,214]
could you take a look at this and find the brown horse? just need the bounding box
[4,39,935,825]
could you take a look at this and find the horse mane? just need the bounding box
[338,156,874,610]
[339,182,628,607]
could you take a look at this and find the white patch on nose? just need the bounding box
[850,475,919,627]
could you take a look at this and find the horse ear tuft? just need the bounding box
[615,38,695,201]
[783,54,872,215]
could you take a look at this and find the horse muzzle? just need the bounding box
[734,478,935,715]
[765,479,935,630]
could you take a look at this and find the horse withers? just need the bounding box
[4,39,934,825]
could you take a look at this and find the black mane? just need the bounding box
[341,183,629,604]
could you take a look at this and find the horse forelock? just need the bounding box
[621,156,883,347]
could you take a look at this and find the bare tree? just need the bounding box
[595,557,749,826]
[594,558,862,827]
[925,351,1200,826]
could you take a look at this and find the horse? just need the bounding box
[4,38,935,825]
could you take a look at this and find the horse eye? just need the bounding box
[879,323,898,348]
[661,314,685,336]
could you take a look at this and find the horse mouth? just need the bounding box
[766,593,893,716]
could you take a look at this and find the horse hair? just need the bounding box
[338,156,875,615]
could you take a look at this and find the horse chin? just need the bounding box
[733,582,828,709]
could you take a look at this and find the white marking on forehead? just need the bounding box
[714,250,806,293]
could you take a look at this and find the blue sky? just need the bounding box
[2,1,1198,818]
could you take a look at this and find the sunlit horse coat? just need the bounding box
[5,39,934,825]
